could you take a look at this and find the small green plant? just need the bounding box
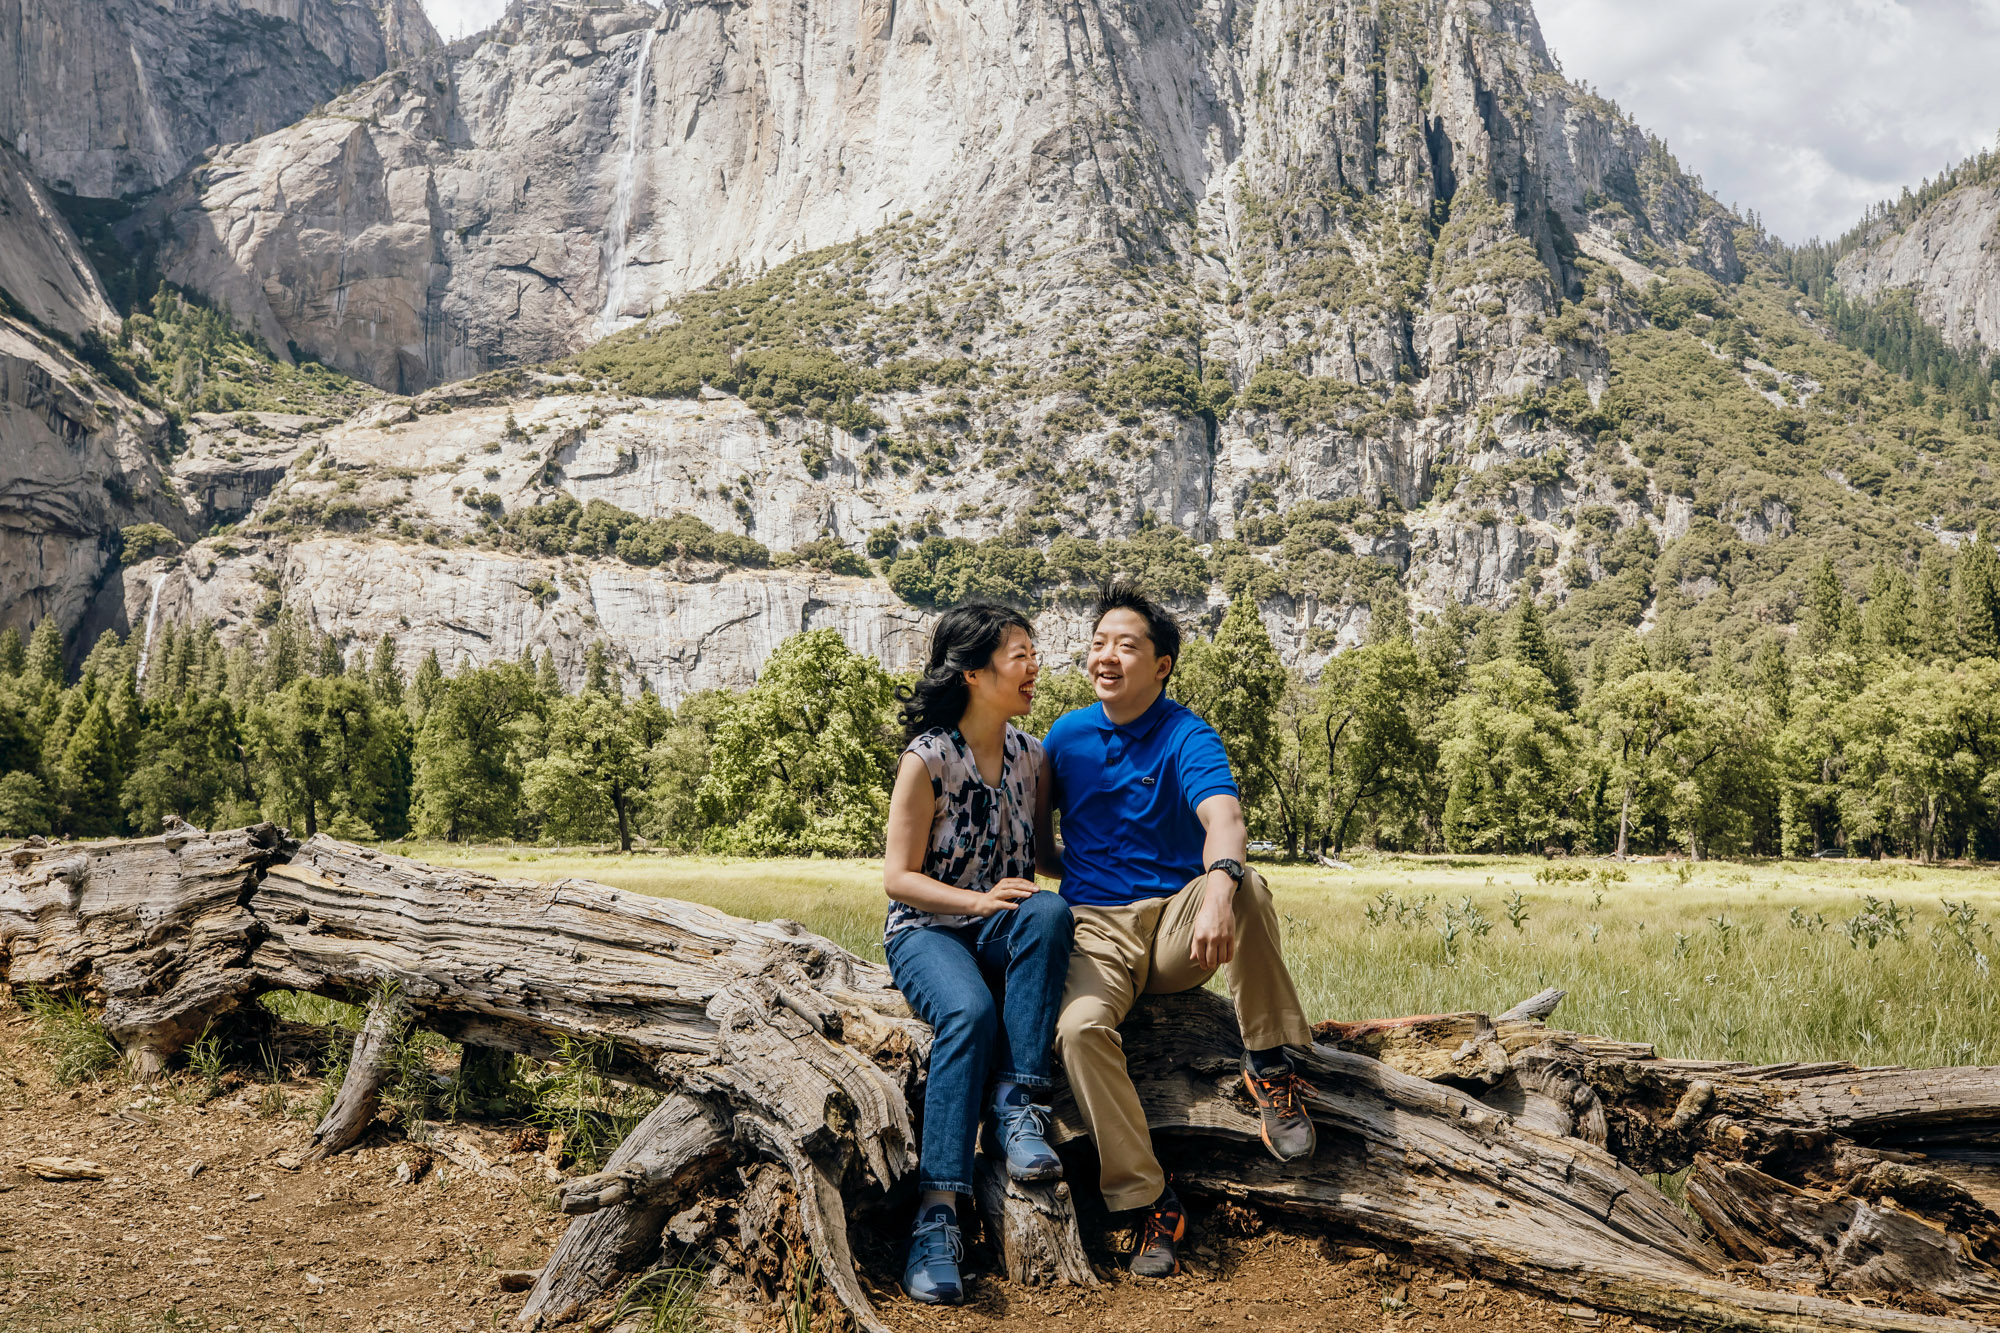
[21,990,120,1084]
[1503,889,1529,930]
[1364,891,1435,929]
[783,1238,822,1333]
[612,1261,715,1333]
[1786,906,1827,934]
[1533,864,1588,884]
[257,1045,290,1118]
[1934,899,1994,960]
[184,1023,226,1101]
[1709,914,1735,956]
[1843,896,1914,950]
[523,1036,661,1171]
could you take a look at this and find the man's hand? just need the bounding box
[970,878,1039,917]
[1190,872,1237,969]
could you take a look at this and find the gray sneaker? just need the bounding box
[991,1093,1062,1182]
[1241,1053,1317,1162]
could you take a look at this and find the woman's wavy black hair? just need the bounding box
[898,602,1035,741]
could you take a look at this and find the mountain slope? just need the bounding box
[0,0,438,200]
[12,0,1993,698]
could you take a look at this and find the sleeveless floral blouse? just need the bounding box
[885,725,1043,939]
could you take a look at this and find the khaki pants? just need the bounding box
[1055,870,1312,1211]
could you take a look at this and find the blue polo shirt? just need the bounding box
[1044,692,1239,908]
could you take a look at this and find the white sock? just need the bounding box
[993,1080,1026,1108]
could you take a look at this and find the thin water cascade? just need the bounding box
[135,571,168,682]
[596,23,659,337]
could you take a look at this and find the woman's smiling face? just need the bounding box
[967,625,1039,719]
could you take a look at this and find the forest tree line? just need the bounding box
[2,536,1999,861]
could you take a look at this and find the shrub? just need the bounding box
[119,523,180,564]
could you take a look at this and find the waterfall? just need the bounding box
[135,571,168,682]
[596,23,659,337]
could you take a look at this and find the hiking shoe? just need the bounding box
[991,1089,1063,1182]
[1129,1190,1186,1278]
[1241,1052,1318,1162]
[902,1203,965,1305]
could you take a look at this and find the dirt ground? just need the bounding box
[1,1012,1631,1333]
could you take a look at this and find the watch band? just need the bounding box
[1205,857,1246,885]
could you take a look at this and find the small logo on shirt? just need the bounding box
[1139,775,1156,786]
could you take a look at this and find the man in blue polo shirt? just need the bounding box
[1043,583,1316,1279]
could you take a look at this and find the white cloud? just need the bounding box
[420,0,509,41]
[1536,0,2000,242]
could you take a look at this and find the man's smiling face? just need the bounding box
[1086,608,1171,716]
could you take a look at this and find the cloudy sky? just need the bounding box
[418,0,1998,243]
[1537,0,2000,242]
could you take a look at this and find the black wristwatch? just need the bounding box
[1205,858,1246,887]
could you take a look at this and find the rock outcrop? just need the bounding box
[0,143,117,339]
[1836,183,2000,355]
[0,147,180,638]
[0,0,439,199]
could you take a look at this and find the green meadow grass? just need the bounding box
[400,844,2000,1070]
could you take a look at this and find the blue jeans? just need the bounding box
[885,891,1074,1195]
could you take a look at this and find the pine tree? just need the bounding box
[1955,539,2000,659]
[1647,617,1690,673]
[1504,592,1576,710]
[0,626,24,677]
[316,633,345,678]
[1861,560,1913,657]
[55,693,125,836]
[1172,595,1287,819]
[250,676,402,838]
[410,649,445,723]
[410,662,542,841]
[1753,636,1790,727]
[536,649,563,699]
[368,635,403,707]
[584,640,618,695]
[1799,557,1849,657]
[1913,547,1957,660]
[24,619,64,686]
[263,612,307,694]
[1365,589,1413,644]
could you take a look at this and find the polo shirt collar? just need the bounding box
[1096,689,1174,741]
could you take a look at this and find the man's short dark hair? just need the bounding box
[1092,580,1181,673]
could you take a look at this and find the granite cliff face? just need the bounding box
[1835,182,2000,355]
[0,146,182,638]
[4,0,1798,690]
[0,0,438,198]
[156,0,1732,392]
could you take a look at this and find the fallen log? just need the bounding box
[4,829,1998,1332]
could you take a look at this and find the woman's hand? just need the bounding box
[970,877,1039,916]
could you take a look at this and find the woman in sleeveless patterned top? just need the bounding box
[881,603,1072,1306]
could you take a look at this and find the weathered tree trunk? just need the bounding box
[525,1093,731,1325]
[973,1160,1097,1288]
[6,829,1999,1333]
[296,983,409,1162]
